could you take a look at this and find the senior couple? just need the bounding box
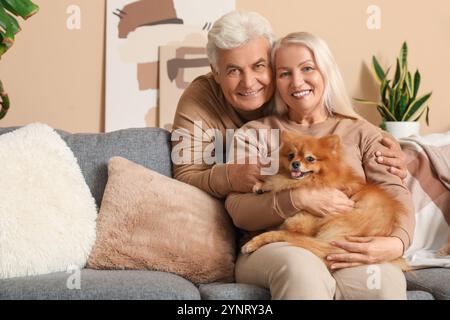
[171,11,414,300]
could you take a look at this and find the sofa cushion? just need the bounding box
[87,157,236,285]
[199,283,270,300]
[0,270,200,300]
[0,123,97,279]
[405,268,450,300]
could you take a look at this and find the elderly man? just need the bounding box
[171,11,408,299]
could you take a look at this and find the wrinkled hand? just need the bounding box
[376,137,407,180]
[292,187,355,218]
[327,236,404,270]
[227,163,263,193]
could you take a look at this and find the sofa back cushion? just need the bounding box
[0,127,172,208]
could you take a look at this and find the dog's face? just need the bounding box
[279,131,342,180]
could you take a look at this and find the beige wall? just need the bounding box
[0,0,105,133]
[1,0,449,134]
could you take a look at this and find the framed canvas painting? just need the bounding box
[105,0,235,132]
[159,45,210,131]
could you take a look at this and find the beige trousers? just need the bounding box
[235,242,407,300]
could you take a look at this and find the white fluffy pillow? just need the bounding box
[0,123,97,279]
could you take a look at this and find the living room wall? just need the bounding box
[0,0,449,134]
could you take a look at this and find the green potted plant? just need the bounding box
[0,0,39,120]
[354,42,432,139]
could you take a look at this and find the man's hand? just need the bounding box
[326,236,404,270]
[291,187,355,218]
[376,137,407,180]
[227,163,263,193]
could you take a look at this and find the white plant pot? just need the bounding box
[385,121,420,139]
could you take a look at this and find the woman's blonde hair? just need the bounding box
[272,32,360,119]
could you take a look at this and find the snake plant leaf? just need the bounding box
[397,93,409,120]
[377,106,389,120]
[353,97,378,105]
[413,70,421,100]
[394,88,402,117]
[406,71,413,98]
[412,108,425,120]
[399,42,408,69]
[381,78,391,106]
[402,92,432,121]
[411,106,430,126]
[378,103,396,121]
[377,106,393,121]
[0,0,39,20]
[410,105,430,126]
[372,56,386,83]
[393,58,401,88]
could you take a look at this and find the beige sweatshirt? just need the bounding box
[225,114,415,251]
[171,73,414,251]
[172,73,277,194]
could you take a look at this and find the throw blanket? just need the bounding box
[400,131,450,268]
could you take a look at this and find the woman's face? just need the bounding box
[275,44,326,118]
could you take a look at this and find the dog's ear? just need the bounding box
[320,135,341,155]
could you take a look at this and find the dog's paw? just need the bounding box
[241,242,257,254]
[252,182,264,194]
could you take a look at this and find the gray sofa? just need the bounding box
[0,126,448,300]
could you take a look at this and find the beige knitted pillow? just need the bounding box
[87,157,236,284]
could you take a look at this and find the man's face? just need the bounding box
[212,37,274,112]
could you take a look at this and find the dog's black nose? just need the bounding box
[291,161,300,170]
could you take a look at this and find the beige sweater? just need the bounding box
[171,73,414,251]
[225,114,415,251]
[172,73,277,195]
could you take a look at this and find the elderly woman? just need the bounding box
[225,32,414,300]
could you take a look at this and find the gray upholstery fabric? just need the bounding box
[199,283,270,300]
[0,270,200,300]
[406,268,450,300]
[200,283,435,300]
[58,128,172,208]
[406,290,435,300]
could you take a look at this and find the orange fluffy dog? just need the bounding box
[243,131,406,269]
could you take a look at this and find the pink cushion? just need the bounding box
[87,157,236,284]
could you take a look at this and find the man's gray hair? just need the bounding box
[207,11,275,69]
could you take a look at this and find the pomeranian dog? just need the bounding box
[243,131,406,269]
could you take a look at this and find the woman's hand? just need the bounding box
[326,236,404,270]
[291,187,355,218]
[376,137,407,180]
